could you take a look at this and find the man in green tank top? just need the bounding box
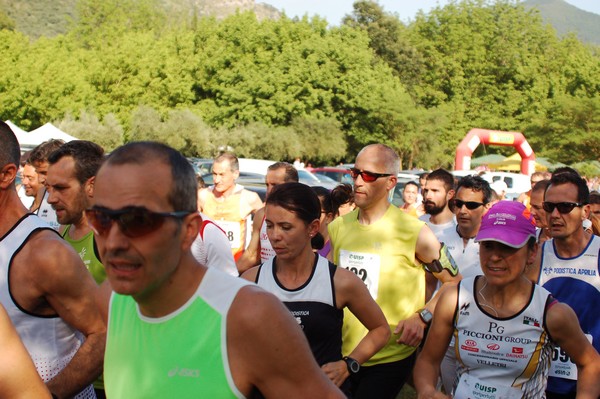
[46,140,107,398]
[93,142,344,399]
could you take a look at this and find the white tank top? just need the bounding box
[259,215,275,263]
[454,277,554,399]
[36,190,60,230]
[0,214,95,398]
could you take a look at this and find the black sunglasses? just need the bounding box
[452,199,485,210]
[542,202,584,214]
[348,168,392,183]
[85,206,192,238]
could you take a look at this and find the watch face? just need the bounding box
[349,359,360,373]
[420,309,433,323]
[345,357,360,374]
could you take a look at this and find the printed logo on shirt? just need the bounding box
[168,366,200,378]
[487,343,500,351]
[522,316,540,327]
[459,302,470,316]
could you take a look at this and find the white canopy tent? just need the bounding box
[5,121,78,151]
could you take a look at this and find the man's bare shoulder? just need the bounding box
[16,229,86,280]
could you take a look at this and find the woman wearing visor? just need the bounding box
[414,201,600,399]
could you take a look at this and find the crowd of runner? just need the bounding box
[1,120,599,398]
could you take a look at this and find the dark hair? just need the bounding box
[547,167,589,204]
[531,179,551,194]
[330,183,353,215]
[312,186,332,214]
[28,139,65,165]
[48,140,105,184]
[0,121,20,169]
[426,168,455,193]
[267,182,323,250]
[268,162,299,182]
[456,175,493,204]
[405,181,419,190]
[214,152,239,172]
[590,191,600,205]
[103,141,198,212]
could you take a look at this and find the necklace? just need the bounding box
[456,225,477,240]
[477,279,499,317]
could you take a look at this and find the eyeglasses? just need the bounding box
[452,199,485,210]
[85,206,192,238]
[348,168,392,183]
[542,202,584,214]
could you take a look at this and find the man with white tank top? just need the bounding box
[0,122,105,399]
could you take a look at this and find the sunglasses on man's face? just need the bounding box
[542,201,584,214]
[348,168,392,183]
[85,206,192,238]
[452,199,485,210]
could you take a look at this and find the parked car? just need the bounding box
[309,167,354,185]
[479,171,531,200]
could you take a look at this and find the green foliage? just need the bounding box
[0,9,15,31]
[0,0,598,169]
[57,111,124,151]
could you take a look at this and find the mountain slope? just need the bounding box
[523,0,600,45]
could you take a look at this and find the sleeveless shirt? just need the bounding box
[0,214,95,398]
[329,205,425,365]
[454,277,554,399]
[259,214,275,263]
[36,190,60,230]
[202,187,247,260]
[255,254,343,366]
[538,236,600,394]
[104,268,250,399]
[61,225,105,284]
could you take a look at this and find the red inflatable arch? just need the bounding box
[455,129,536,175]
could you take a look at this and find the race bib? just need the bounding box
[549,334,593,380]
[339,250,380,299]
[454,374,522,399]
[214,220,242,249]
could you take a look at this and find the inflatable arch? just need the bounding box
[455,129,535,175]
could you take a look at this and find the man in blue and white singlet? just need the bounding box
[529,168,600,399]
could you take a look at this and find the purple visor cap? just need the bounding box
[475,201,537,248]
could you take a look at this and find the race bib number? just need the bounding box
[339,250,380,299]
[214,220,241,249]
[454,374,521,399]
[549,334,593,380]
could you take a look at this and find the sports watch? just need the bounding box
[417,308,433,325]
[343,356,360,374]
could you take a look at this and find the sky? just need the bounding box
[262,0,600,25]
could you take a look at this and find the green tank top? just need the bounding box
[104,268,248,399]
[61,225,106,284]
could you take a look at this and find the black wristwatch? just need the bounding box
[343,356,360,374]
[417,308,433,325]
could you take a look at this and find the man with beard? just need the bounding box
[28,139,64,230]
[46,140,106,285]
[419,169,457,302]
[198,153,263,262]
[419,169,456,241]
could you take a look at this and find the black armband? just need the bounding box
[422,243,458,276]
